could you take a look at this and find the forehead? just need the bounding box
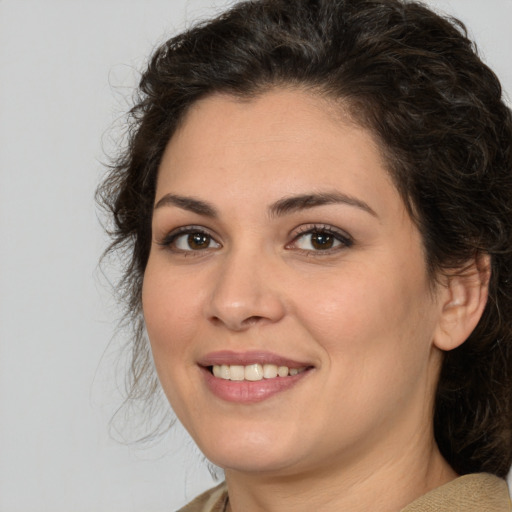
[156,88,403,221]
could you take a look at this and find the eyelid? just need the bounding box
[287,223,354,251]
[157,225,221,251]
[155,223,352,254]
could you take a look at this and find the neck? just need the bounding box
[224,439,456,512]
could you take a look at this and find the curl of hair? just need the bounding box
[97,0,512,476]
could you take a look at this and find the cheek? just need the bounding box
[299,264,439,432]
[295,258,436,370]
[142,264,203,367]
[141,265,208,422]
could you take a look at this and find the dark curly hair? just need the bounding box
[97,0,512,477]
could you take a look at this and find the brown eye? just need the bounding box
[167,229,221,252]
[291,226,353,253]
[187,232,211,250]
[310,232,335,250]
[294,230,341,251]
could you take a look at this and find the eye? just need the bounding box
[289,225,353,253]
[159,227,221,252]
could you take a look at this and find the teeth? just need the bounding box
[277,366,289,377]
[211,363,306,381]
[220,364,230,379]
[245,364,263,381]
[229,365,245,381]
[263,364,278,379]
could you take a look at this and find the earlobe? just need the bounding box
[433,254,491,352]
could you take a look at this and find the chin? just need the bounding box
[195,425,306,475]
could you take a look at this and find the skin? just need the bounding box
[142,89,487,512]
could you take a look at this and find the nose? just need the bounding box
[205,249,286,331]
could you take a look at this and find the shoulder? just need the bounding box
[176,475,510,511]
[176,482,228,512]
[401,473,511,512]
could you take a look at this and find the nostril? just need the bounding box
[243,315,264,326]
[209,314,266,330]
[209,316,223,326]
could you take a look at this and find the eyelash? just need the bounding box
[157,223,353,255]
[158,226,220,255]
[287,224,354,254]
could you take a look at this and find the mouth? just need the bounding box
[209,363,309,381]
[198,351,314,403]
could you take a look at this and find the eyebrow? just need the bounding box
[269,192,377,218]
[154,191,377,218]
[154,193,218,217]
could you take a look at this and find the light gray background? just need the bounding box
[1,1,511,511]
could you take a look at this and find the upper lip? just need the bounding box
[198,350,313,369]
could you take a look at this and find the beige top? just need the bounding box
[177,473,511,512]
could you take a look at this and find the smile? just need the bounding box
[199,351,314,403]
[211,363,308,381]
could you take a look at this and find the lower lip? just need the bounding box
[201,367,311,404]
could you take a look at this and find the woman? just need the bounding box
[98,0,512,510]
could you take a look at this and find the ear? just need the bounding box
[434,254,491,352]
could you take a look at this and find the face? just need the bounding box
[142,89,447,478]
